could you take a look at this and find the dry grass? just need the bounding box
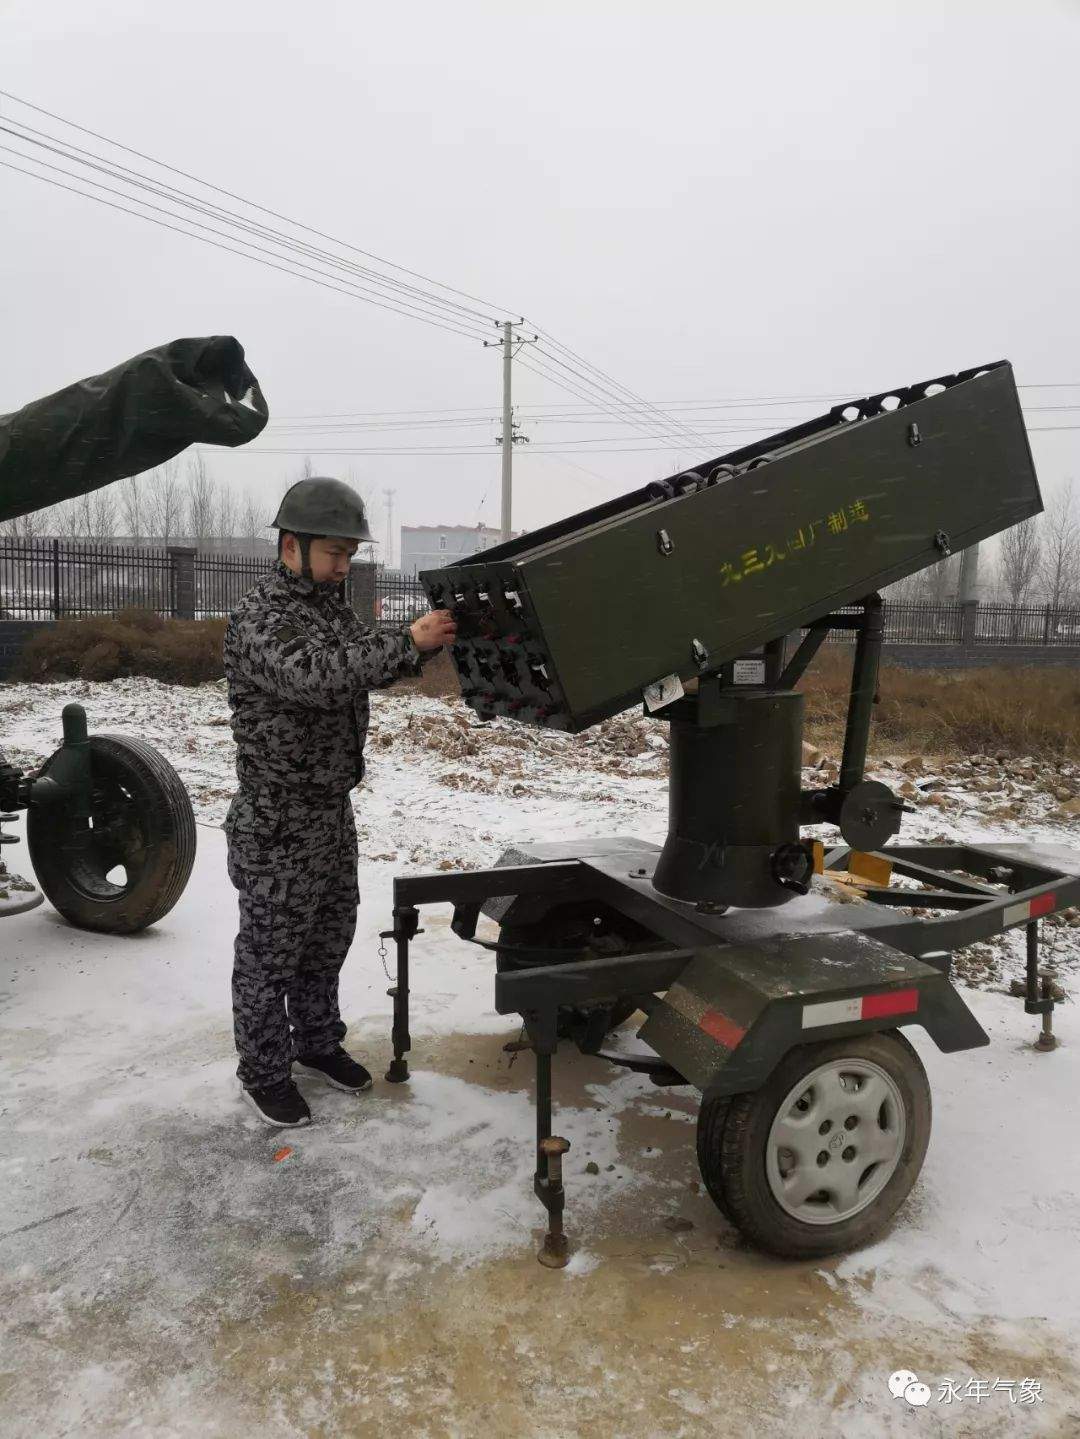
[16,617,1079,762]
[397,648,462,700]
[404,645,1080,762]
[800,648,1080,762]
[16,609,226,685]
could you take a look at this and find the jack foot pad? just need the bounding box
[537,1232,570,1268]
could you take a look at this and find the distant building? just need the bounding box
[399,523,515,576]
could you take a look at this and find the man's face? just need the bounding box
[282,534,358,583]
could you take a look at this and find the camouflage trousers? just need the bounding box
[225,789,359,1089]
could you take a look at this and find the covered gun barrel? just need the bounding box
[426,361,1041,733]
[0,335,268,524]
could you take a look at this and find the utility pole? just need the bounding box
[383,486,394,570]
[485,320,536,542]
[958,542,980,603]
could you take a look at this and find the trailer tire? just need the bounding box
[695,1096,735,1223]
[696,1031,931,1258]
[27,733,195,934]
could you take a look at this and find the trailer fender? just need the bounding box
[637,936,989,1100]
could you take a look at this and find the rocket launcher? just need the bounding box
[425,361,1040,735]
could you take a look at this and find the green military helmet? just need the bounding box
[272,477,376,543]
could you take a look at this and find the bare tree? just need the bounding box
[90,486,118,540]
[65,485,117,540]
[240,488,270,548]
[184,452,218,546]
[215,482,238,549]
[119,474,146,543]
[0,507,47,539]
[884,571,923,604]
[1038,481,1078,610]
[998,515,1041,604]
[340,466,378,566]
[51,498,84,538]
[145,458,184,546]
[920,553,960,605]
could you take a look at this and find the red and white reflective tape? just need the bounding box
[698,1006,747,1049]
[801,987,919,1030]
[1003,892,1057,928]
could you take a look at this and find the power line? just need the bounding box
[263,416,802,436]
[0,86,519,324]
[0,97,709,445]
[0,154,493,344]
[530,327,714,448]
[516,353,721,446]
[0,134,497,340]
[0,116,500,335]
[531,341,713,446]
[4,87,1078,461]
[2,97,709,445]
[199,420,1080,458]
[262,397,1080,425]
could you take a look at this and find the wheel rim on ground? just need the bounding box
[26,732,195,933]
[765,1057,907,1225]
[66,771,149,903]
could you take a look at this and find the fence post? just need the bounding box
[348,561,377,625]
[960,599,979,648]
[1043,603,1054,645]
[168,547,196,619]
[51,537,61,619]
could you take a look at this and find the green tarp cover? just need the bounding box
[0,335,267,523]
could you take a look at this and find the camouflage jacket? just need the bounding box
[223,562,424,797]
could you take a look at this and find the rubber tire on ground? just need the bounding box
[696,1030,931,1258]
[27,732,196,934]
[496,900,663,1037]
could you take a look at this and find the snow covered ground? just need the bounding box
[2,677,1079,1437]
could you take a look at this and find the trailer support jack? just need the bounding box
[534,1049,571,1268]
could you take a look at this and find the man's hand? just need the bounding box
[410,609,458,652]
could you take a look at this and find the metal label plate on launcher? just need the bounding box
[733,658,766,685]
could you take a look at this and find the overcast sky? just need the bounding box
[3,0,1079,562]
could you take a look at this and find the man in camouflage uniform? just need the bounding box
[223,477,456,1127]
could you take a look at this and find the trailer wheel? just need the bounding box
[696,1031,931,1258]
[26,733,195,934]
[496,901,664,1039]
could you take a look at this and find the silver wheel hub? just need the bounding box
[765,1057,907,1225]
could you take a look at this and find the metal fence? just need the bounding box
[826,603,964,645]
[374,571,429,631]
[192,550,274,619]
[971,602,1080,645]
[3,538,1079,646]
[0,537,428,628]
[826,601,1080,647]
[0,537,175,619]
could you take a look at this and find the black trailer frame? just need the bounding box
[383,834,1073,1264]
[385,364,1064,1266]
